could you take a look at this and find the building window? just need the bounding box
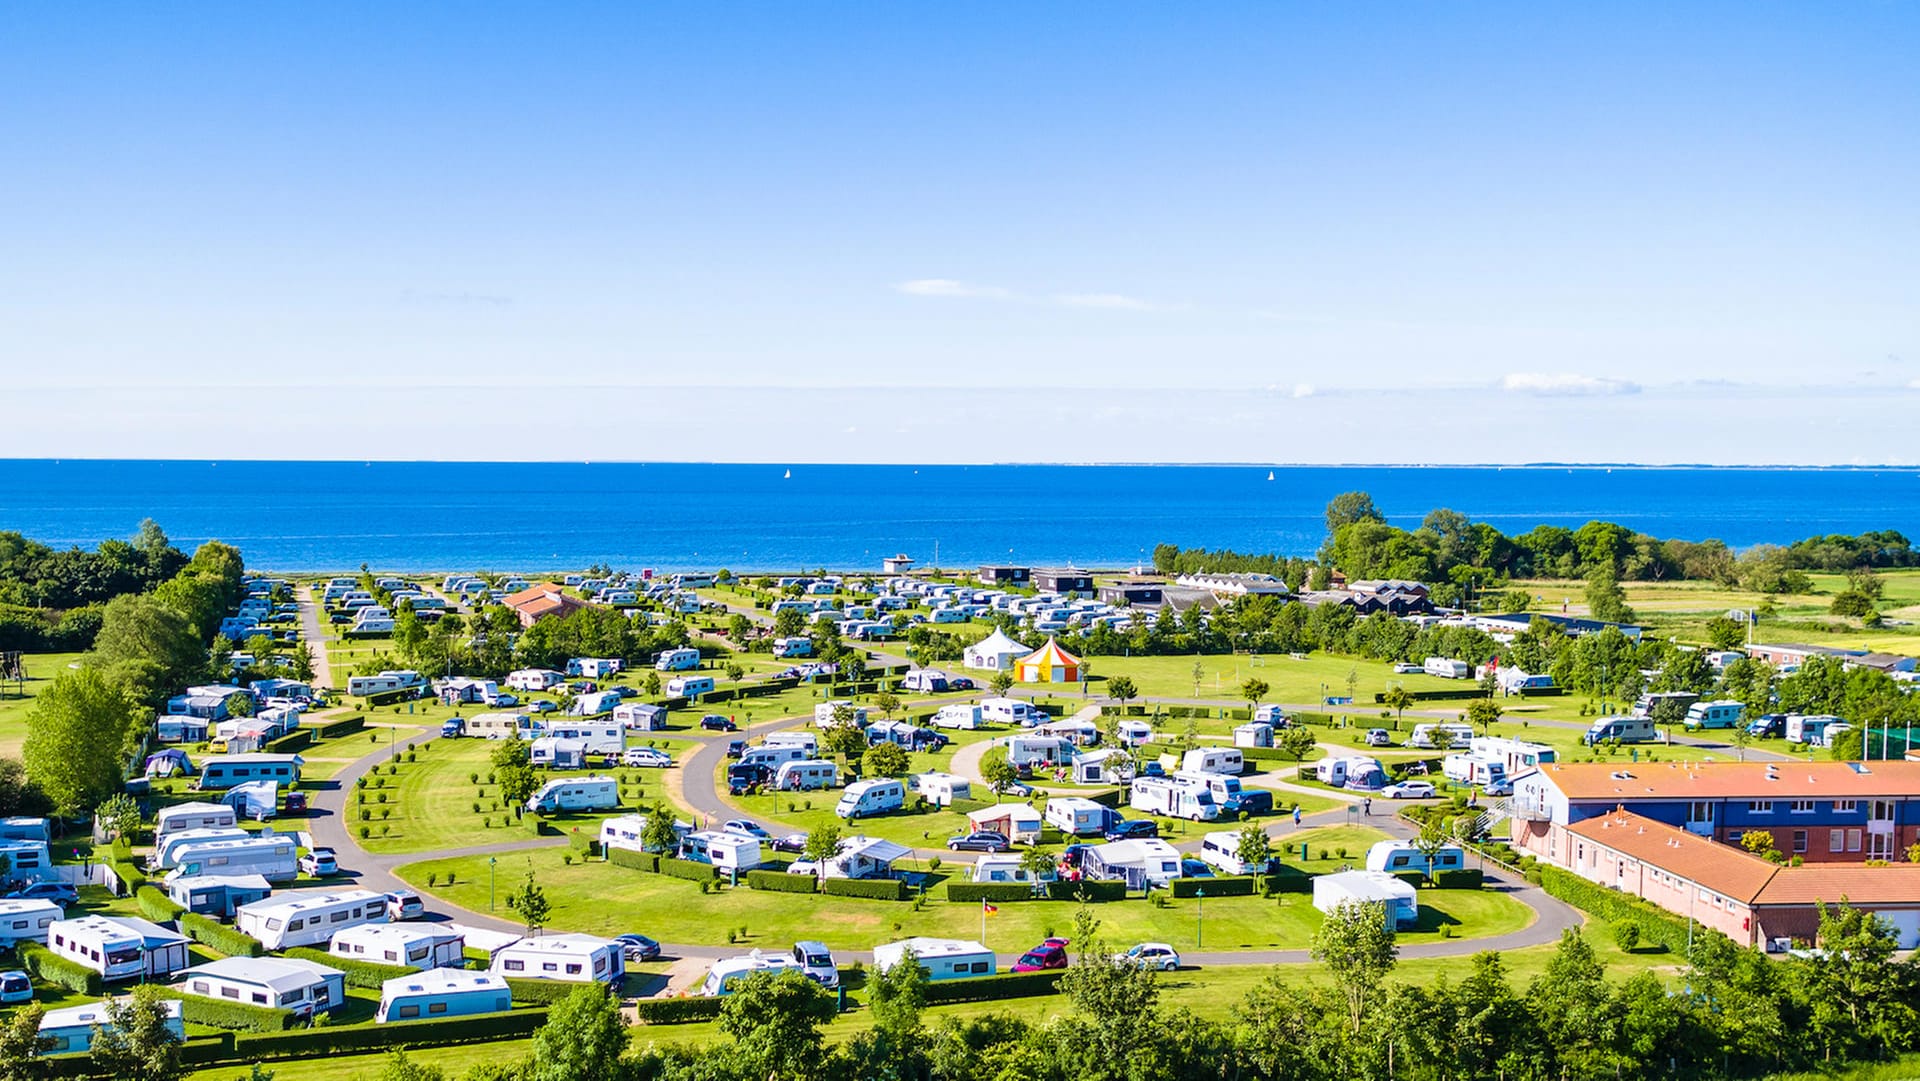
[1793,830,1807,853]
[1689,802,1713,823]
[1748,801,1774,814]
[1831,829,1846,853]
[1791,800,1816,814]
[1849,829,1863,852]
[1727,830,1743,843]
[1835,800,1858,813]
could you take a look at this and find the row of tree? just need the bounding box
[0,521,190,651]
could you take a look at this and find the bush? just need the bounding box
[1170,875,1255,899]
[823,877,910,901]
[633,996,726,1024]
[108,858,147,893]
[232,1009,547,1060]
[922,969,1066,1005]
[505,978,589,1004]
[607,847,660,873]
[310,715,368,739]
[659,857,719,882]
[1391,871,1427,890]
[945,882,1038,903]
[265,730,313,754]
[1432,868,1484,890]
[281,946,414,989]
[1537,866,1697,954]
[181,912,265,957]
[568,832,602,857]
[137,884,187,922]
[745,870,819,893]
[151,988,297,1032]
[1261,868,1314,894]
[19,941,101,994]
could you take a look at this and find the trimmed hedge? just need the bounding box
[266,729,314,754]
[19,941,101,995]
[822,877,909,901]
[946,882,1039,903]
[137,884,187,922]
[1391,871,1428,890]
[152,989,298,1032]
[1044,879,1127,902]
[1261,869,1314,894]
[658,856,718,882]
[634,996,725,1024]
[505,978,590,1005]
[923,969,1065,1005]
[181,912,264,957]
[233,1008,547,1060]
[746,870,818,893]
[1432,868,1484,890]
[309,715,368,739]
[107,858,147,894]
[1170,875,1256,899]
[607,847,660,873]
[568,832,602,857]
[282,946,413,989]
[1537,865,1696,954]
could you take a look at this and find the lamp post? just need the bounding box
[489,856,498,912]
[1196,886,1206,950]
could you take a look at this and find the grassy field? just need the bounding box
[0,651,85,758]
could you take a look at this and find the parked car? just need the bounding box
[700,715,737,732]
[5,882,77,906]
[1392,662,1424,675]
[1484,779,1514,797]
[1381,780,1436,800]
[300,848,337,876]
[1057,844,1094,874]
[1116,943,1181,971]
[1103,819,1159,842]
[493,692,520,708]
[1179,858,1214,879]
[614,933,662,961]
[1746,713,1787,739]
[946,677,975,691]
[728,764,773,795]
[529,699,558,714]
[1364,729,1393,747]
[1136,761,1166,779]
[725,740,747,759]
[947,830,1011,853]
[1013,938,1070,972]
[722,820,772,840]
[624,747,672,768]
[771,833,809,854]
[0,970,32,1005]
[385,890,424,920]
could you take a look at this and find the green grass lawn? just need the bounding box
[0,651,85,758]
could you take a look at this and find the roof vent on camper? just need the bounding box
[1609,771,1633,780]
[1847,762,1871,775]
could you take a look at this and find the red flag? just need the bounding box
[982,902,999,916]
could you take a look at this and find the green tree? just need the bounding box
[1058,905,1161,1078]
[802,823,842,880]
[1105,675,1137,707]
[1466,697,1501,735]
[504,866,551,937]
[873,692,901,719]
[1324,491,1385,537]
[727,613,753,643]
[91,593,206,704]
[1800,900,1913,1061]
[979,748,1020,798]
[1584,566,1635,623]
[1705,616,1747,650]
[642,671,662,697]
[862,740,909,778]
[1017,846,1055,894]
[1501,588,1533,612]
[90,985,182,1081]
[989,670,1014,697]
[1650,695,1689,745]
[1235,822,1273,874]
[96,791,142,842]
[0,1004,50,1081]
[642,801,679,854]
[1830,590,1875,618]
[865,944,928,1046]
[1278,725,1317,762]
[1411,817,1451,871]
[23,668,138,815]
[1311,900,1397,1032]
[528,984,627,1081]
[371,1049,444,1081]
[1382,686,1414,723]
[496,761,538,809]
[717,970,837,1081]
[1240,677,1270,713]
[723,661,745,685]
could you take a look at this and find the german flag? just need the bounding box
[982,901,999,915]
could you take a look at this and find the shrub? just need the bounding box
[1170,875,1255,899]
[108,858,148,893]
[745,870,818,893]
[945,882,1038,903]
[658,857,719,882]
[181,912,265,957]
[232,1009,547,1060]
[19,941,101,994]
[1432,868,1484,890]
[1537,866,1697,954]
[505,978,588,1004]
[282,946,414,989]
[823,877,910,901]
[137,884,187,922]
[1261,868,1314,894]
[150,988,297,1032]
[922,969,1066,1005]
[633,996,725,1024]
[607,847,661,873]
[309,715,367,739]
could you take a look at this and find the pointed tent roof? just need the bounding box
[970,628,1026,656]
[1017,637,1082,669]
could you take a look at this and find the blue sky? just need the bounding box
[3,3,1917,463]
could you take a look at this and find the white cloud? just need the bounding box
[1053,292,1158,311]
[1292,383,1315,399]
[1501,372,1640,397]
[893,279,1011,299]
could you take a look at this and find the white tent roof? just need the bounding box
[965,629,1027,662]
[967,803,1042,828]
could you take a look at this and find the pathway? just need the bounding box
[296,587,334,692]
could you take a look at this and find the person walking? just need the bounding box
[1292,806,1302,827]
[1363,797,1373,816]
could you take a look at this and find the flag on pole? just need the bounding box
[982,902,999,916]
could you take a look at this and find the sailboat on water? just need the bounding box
[784,469,792,479]
[1267,470,1275,481]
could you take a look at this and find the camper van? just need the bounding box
[154,802,237,842]
[981,698,1042,726]
[164,834,300,883]
[835,779,906,820]
[773,759,838,791]
[1129,776,1221,821]
[235,890,389,951]
[463,713,538,740]
[490,933,624,985]
[147,827,252,871]
[814,701,869,728]
[1583,715,1658,745]
[525,776,619,814]
[377,970,512,1024]
[329,924,465,971]
[1366,840,1466,876]
[762,731,819,754]
[1786,714,1847,745]
[654,648,702,672]
[1442,754,1508,790]
[1045,797,1117,837]
[1466,736,1556,776]
[1406,723,1475,750]
[915,772,970,807]
[772,637,813,658]
[739,745,809,774]
[665,676,714,699]
[1199,831,1276,875]
[872,938,996,981]
[542,722,624,756]
[1423,657,1471,679]
[1003,735,1073,769]
[681,830,762,873]
[196,753,302,790]
[1172,770,1273,816]
[932,704,983,730]
[699,952,804,996]
[0,898,63,945]
[1684,700,1746,730]
[1178,747,1244,776]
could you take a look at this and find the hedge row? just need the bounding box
[232,1008,548,1060]
[946,882,1040,903]
[1537,865,1696,954]
[107,858,147,894]
[1169,875,1256,899]
[137,884,187,922]
[634,996,726,1024]
[18,941,101,995]
[746,870,818,893]
[266,729,314,754]
[151,988,298,1032]
[282,946,414,989]
[608,847,660,872]
[1046,879,1128,902]
[505,978,591,1005]
[309,715,368,739]
[822,877,909,901]
[1432,868,1484,890]
[659,856,718,882]
[923,969,1066,1005]
[181,912,264,957]
[1375,689,1486,703]
[1262,870,1314,894]
[568,832,602,857]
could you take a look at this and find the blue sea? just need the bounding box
[2,460,1917,573]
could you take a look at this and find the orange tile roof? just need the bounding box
[1537,760,1920,801]
[1755,865,1920,907]
[1568,810,1781,902]
[503,584,590,621]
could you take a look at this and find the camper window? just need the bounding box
[429,1002,448,1014]
[504,960,524,972]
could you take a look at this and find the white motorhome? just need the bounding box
[1179,747,1244,776]
[1786,714,1847,744]
[981,697,1042,726]
[916,772,971,807]
[347,671,425,696]
[155,802,238,842]
[1466,736,1556,777]
[931,704,983,730]
[197,753,303,790]
[681,830,763,873]
[147,826,252,871]
[49,916,191,982]
[740,745,809,774]
[163,834,299,884]
[1684,700,1746,730]
[665,676,714,699]
[1198,831,1276,875]
[1115,720,1154,746]
[567,658,625,678]
[508,669,566,691]
[872,937,996,981]
[1044,797,1114,836]
[542,721,624,756]
[835,779,906,819]
[1406,723,1475,751]
[773,759,838,792]
[570,690,623,715]
[464,713,537,740]
[1129,776,1221,822]
[39,998,183,1056]
[698,951,804,996]
[1366,840,1466,876]
[490,933,624,985]
[1582,715,1658,745]
[378,969,512,1023]
[1423,657,1471,679]
[0,899,63,946]
[814,701,869,728]
[235,889,390,951]
[179,956,345,1016]
[772,637,814,658]
[654,648,702,672]
[762,731,820,754]
[1003,735,1073,769]
[1442,754,1508,789]
[330,923,465,970]
[525,776,619,814]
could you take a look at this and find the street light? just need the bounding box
[489,856,498,912]
[1196,886,1206,950]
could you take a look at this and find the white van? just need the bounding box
[932,705,983,730]
[981,698,1041,727]
[1684,700,1746,730]
[655,648,702,672]
[835,779,905,820]
[740,745,809,774]
[772,637,813,658]
[1199,830,1275,875]
[773,760,838,791]
[666,676,715,699]
[1366,839,1465,876]
[1179,747,1243,776]
[1423,657,1471,679]
[1044,797,1113,836]
[1583,715,1658,745]
[1406,723,1475,750]
[524,776,619,814]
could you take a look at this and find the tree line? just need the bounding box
[0,521,189,651]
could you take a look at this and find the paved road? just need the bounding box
[295,587,334,692]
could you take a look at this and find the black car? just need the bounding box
[728,763,773,795]
[947,677,975,691]
[701,715,737,732]
[725,739,747,759]
[1103,819,1159,842]
[614,933,661,962]
[947,830,1011,853]
[771,833,809,854]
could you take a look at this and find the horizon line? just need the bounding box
[7,457,1918,471]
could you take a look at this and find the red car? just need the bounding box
[1013,937,1070,972]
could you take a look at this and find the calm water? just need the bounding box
[2,460,1916,572]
